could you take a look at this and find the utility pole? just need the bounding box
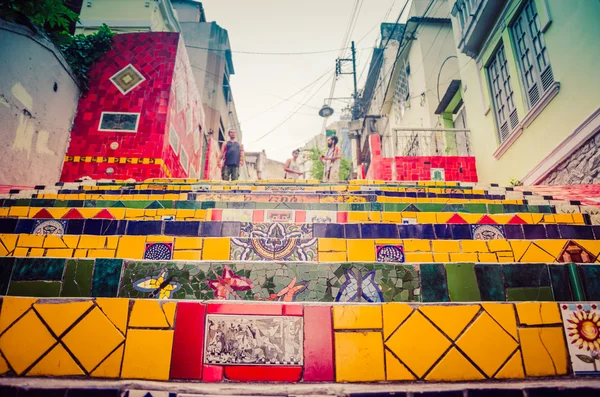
[336,41,358,120]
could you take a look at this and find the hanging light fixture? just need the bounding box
[318,103,334,118]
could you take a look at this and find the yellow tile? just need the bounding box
[425,347,485,381]
[29,248,45,257]
[129,300,170,328]
[348,211,369,222]
[62,235,80,249]
[18,234,44,248]
[404,239,431,252]
[202,238,229,260]
[572,213,585,224]
[0,207,8,217]
[125,209,145,219]
[510,240,531,261]
[147,235,174,243]
[482,303,518,339]
[0,353,8,375]
[531,213,544,224]
[375,239,403,245]
[554,213,574,224]
[0,310,56,375]
[333,305,382,330]
[435,213,454,223]
[489,214,513,224]
[28,344,84,376]
[13,247,29,257]
[461,240,489,253]
[519,243,556,262]
[487,239,512,252]
[79,208,102,218]
[73,249,88,258]
[96,298,129,334]
[450,253,478,262]
[8,206,30,217]
[382,212,402,223]
[335,332,385,382]
[383,303,413,340]
[404,252,434,262]
[462,213,484,224]
[144,209,157,217]
[478,253,498,262]
[87,249,116,258]
[33,301,93,336]
[542,214,556,223]
[173,250,202,260]
[318,251,347,262]
[432,253,450,262]
[495,350,525,379]
[515,302,561,325]
[519,327,568,376]
[62,307,125,372]
[518,213,533,224]
[347,239,376,261]
[116,236,146,260]
[0,297,36,334]
[497,255,515,262]
[110,208,126,220]
[1,234,18,252]
[576,240,600,258]
[194,209,207,220]
[456,312,518,377]
[90,344,124,378]
[175,209,196,219]
[42,235,67,248]
[420,305,480,340]
[78,236,106,249]
[318,238,346,252]
[106,236,119,250]
[368,212,381,222]
[384,311,451,378]
[416,212,436,224]
[432,240,460,253]
[385,350,415,380]
[121,329,174,380]
[162,302,176,327]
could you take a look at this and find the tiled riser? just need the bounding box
[0,297,594,382]
[1,258,600,303]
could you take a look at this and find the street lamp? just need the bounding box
[318,103,334,118]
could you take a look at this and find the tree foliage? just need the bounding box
[1,0,79,32]
[308,146,352,181]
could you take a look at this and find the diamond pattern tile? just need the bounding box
[110,64,145,95]
[456,312,518,377]
[62,306,125,372]
[384,311,451,378]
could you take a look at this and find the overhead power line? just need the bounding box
[185,44,356,56]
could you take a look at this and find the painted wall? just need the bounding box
[0,21,79,186]
[452,0,600,185]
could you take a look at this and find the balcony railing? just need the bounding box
[387,128,473,157]
[451,0,506,58]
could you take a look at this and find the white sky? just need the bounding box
[201,0,412,162]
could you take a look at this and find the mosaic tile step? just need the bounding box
[0,297,591,382]
[2,258,600,303]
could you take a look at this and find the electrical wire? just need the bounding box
[185,44,355,56]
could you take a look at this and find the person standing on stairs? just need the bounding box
[321,135,341,182]
[219,129,243,181]
[284,149,303,179]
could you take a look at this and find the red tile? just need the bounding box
[337,211,348,223]
[207,303,283,316]
[478,214,498,224]
[253,210,264,223]
[508,215,528,224]
[62,208,84,219]
[93,209,115,219]
[202,365,224,382]
[211,209,222,221]
[282,304,303,316]
[224,366,302,382]
[446,213,468,224]
[295,210,306,223]
[32,209,54,219]
[170,302,206,380]
[303,306,334,381]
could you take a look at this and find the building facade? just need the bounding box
[449,0,600,185]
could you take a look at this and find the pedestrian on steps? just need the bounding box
[284,149,303,179]
[321,135,341,182]
[219,129,243,181]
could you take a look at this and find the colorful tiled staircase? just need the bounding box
[1,179,600,391]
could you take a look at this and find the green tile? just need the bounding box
[201,201,216,209]
[445,263,481,302]
[124,200,153,209]
[159,200,174,209]
[8,281,61,297]
[15,198,31,206]
[95,200,117,207]
[175,201,203,209]
[414,203,445,212]
[54,200,69,207]
[463,203,487,213]
[506,286,554,301]
[61,260,94,297]
[487,204,504,214]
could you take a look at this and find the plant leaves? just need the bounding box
[577,354,595,364]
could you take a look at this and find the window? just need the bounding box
[511,0,554,109]
[487,44,519,142]
[98,112,140,132]
[169,124,180,153]
[393,62,410,121]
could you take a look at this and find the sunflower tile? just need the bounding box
[62,307,124,372]
[382,303,413,340]
[494,350,525,379]
[0,297,36,334]
[384,311,451,378]
[333,305,382,330]
[385,350,415,380]
[129,300,170,328]
[90,344,124,378]
[519,327,568,376]
[481,303,518,339]
[519,243,556,263]
[456,312,518,377]
[335,332,385,382]
[509,240,531,262]
[515,302,561,325]
[0,310,56,375]
[121,329,174,380]
[425,347,485,381]
[420,305,480,340]
[33,301,93,336]
[27,344,84,376]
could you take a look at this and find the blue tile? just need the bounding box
[450,224,471,240]
[324,224,345,238]
[14,219,35,234]
[164,221,201,236]
[559,225,594,240]
[475,264,505,301]
[580,264,600,300]
[100,220,124,235]
[127,220,162,235]
[503,264,550,288]
[523,224,547,239]
[66,219,85,234]
[0,218,17,233]
[202,221,223,237]
[345,224,361,239]
[549,265,573,301]
[313,223,328,238]
[361,224,398,239]
[0,258,15,295]
[434,224,452,239]
[420,264,450,302]
[83,219,103,235]
[399,224,435,239]
[222,222,241,237]
[92,259,123,297]
[12,258,65,281]
[545,224,560,239]
[504,224,524,239]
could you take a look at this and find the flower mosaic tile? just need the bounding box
[560,303,600,375]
